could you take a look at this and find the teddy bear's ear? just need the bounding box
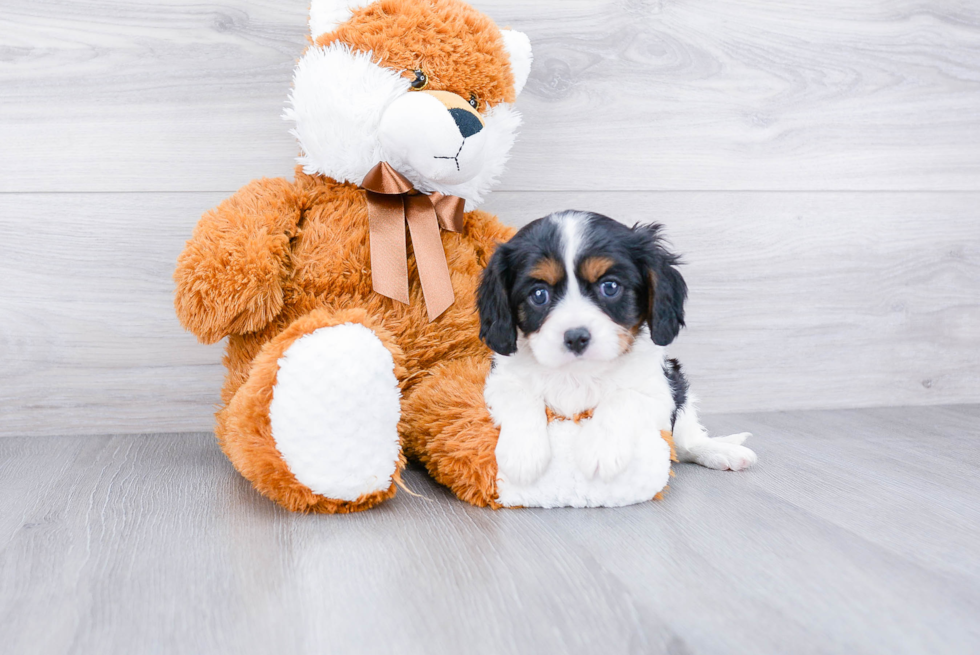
[309,0,375,39]
[500,29,533,97]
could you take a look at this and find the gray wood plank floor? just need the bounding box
[1,405,977,655]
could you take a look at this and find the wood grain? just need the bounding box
[1,406,978,654]
[2,0,979,192]
[1,191,976,437]
[0,193,226,438]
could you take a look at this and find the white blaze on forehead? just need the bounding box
[527,211,625,367]
[554,210,585,299]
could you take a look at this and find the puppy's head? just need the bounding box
[478,211,686,367]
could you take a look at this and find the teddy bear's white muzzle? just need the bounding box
[378,92,488,186]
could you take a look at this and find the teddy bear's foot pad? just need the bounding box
[268,323,402,501]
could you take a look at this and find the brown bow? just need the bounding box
[361,162,466,321]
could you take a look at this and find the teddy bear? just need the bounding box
[175,0,537,513]
[175,0,682,513]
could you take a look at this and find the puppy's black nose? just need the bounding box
[564,327,591,355]
[449,107,483,138]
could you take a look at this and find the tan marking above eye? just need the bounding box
[579,256,615,284]
[529,257,564,286]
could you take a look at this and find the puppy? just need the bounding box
[477,210,756,492]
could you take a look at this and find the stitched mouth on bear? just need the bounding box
[433,140,465,171]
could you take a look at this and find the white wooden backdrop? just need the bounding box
[1,0,978,437]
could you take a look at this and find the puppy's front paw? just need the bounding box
[691,439,757,471]
[495,424,551,486]
[575,423,634,482]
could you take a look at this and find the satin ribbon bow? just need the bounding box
[361,162,466,321]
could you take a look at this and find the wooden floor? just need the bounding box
[1,405,978,655]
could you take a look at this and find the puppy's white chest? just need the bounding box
[539,373,603,418]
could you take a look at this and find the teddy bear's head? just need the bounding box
[284,0,532,208]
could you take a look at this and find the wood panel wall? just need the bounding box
[1,0,978,437]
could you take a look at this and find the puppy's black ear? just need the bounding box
[477,243,518,355]
[633,223,687,346]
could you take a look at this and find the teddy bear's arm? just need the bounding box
[174,177,304,344]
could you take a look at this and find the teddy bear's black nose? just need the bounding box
[449,108,483,138]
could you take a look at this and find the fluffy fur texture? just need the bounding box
[177,0,530,513]
[496,420,674,509]
[401,356,501,507]
[287,0,527,208]
[177,167,517,511]
[478,211,757,507]
[284,45,409,187]
[218,308,407,513]
[269,323,402,501]
[487,335,676,508]
[319,0,517,106]
[499,29,532,96]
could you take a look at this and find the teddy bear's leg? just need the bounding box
[217,308,407,513]
[400,355,501,508]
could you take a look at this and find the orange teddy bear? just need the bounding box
[175,0,534,512]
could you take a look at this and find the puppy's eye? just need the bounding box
[409,69,428,90]
[599,280,622,299]
[529,287,550,307]
[468,93,479,109]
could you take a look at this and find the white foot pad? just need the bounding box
[495,421,673,508]
[269,323,401,501]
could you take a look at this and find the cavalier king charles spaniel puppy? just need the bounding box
[478,210,756,502]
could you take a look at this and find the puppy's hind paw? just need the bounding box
[691,441,757,471]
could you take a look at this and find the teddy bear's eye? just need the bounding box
[409,69,428,90]
[468,93,479,110]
